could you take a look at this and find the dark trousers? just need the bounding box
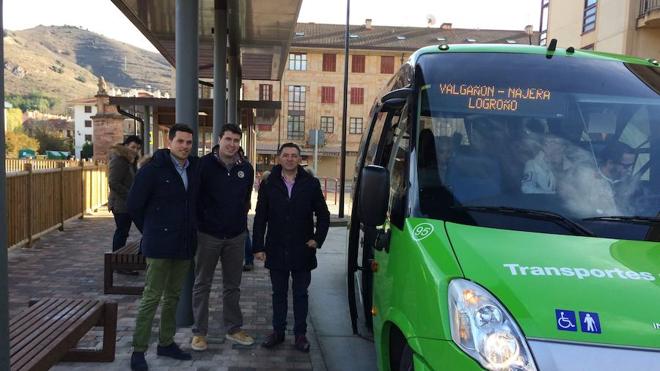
[269,269,311,336]
[244,231,253,265]
[112,211,132,251]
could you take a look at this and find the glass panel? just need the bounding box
[416,52,660,240]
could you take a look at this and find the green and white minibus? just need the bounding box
[347,43,660,371]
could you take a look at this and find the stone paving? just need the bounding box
[7,206,329,371]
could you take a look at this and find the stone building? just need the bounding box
[243,21,536,179]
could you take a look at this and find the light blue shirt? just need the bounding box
[170,153,189,190]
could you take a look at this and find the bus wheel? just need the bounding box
[398,343,414,371]
[390,329,414,371]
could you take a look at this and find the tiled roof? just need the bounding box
[291,23,538,51]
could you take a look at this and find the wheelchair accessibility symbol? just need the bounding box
[412,223,434,241]
[555,309,577,331]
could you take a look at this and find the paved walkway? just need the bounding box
[7,207,325,371]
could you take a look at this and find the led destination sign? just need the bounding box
[438,83,552,112]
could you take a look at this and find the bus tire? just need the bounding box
[398,343,414,371]
[389,328,414,371]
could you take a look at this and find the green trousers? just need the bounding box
[132,257,191,352]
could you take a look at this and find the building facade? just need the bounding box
[70,98,97,158]
[70,88,163,158]
[543,0,660,58]
[243,21,536,180]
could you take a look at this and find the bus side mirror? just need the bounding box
[359,165,389,227]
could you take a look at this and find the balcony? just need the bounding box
[638,0,660,28]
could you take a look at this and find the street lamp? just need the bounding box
[525,25,534,45]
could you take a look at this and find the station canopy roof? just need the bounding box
[111,0,302,80]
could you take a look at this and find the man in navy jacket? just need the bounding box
[252,142,330,352]
[128,124,198,371]
[191,124,255,351]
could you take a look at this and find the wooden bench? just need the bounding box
[104,240,146,295]
[10,298,117,371]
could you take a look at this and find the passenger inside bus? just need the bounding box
[521,134,568,194]
[445,116,503,202]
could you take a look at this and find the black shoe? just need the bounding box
[243,264,254,272]
[261,332,285,348]
[117,269,139,276]
[295,335,310,353]
[156,342,192,360]
[130,352,148,371]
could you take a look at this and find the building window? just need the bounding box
[349,117,363,134]
[289,53,307,71]
[259,84,273,101]
[380,56,394,74]
[321,86,335,104]
[583,0,597,33]
[352,55,365,73]
[85,134,92,142]
[322,53,336,72]
[320,116,334,133]
[350,87,364,105]
[288,85,306,112]
[287,115,305,140]
[84,120,92,128]
[84,105,92,113]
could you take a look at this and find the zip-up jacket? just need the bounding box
[197,146,254,239]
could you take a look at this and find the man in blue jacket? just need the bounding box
[128,124,198,371]
[252,142,330,352]
[191,124,255,351]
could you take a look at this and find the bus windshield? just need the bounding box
[416,52,660,241]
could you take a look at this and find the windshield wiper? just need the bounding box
[582,215,660,225]
[453,206,596,237]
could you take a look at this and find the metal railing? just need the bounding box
[639,0,660,17]
[253,174,350,205]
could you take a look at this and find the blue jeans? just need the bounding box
[244,231,253,265]
[112,211,132,251]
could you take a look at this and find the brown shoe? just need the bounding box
[294,335,310,353]
[226,330,255,346]
[261,332,285,348]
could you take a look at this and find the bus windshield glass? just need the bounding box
[416,52,660,240]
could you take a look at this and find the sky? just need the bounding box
[4,0,540,53]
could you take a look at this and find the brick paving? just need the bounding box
[7,207,327,371]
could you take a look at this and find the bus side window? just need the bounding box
[364,111,390,166]
[375,112,402,167]
[387,108,410,230]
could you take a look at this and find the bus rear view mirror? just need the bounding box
[381,87,412,112]
[359,165,390,227]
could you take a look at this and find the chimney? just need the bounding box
[365,18,373,30]
[440,22,452,30]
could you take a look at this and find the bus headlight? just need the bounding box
[448,279,537,371]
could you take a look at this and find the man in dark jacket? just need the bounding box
[191,124,255,351]
[108,135,142,254]
[127,124,198,371]
[252,142,330,353]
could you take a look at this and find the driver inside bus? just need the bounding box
[598,141,639,212]
[557,141,636,217]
